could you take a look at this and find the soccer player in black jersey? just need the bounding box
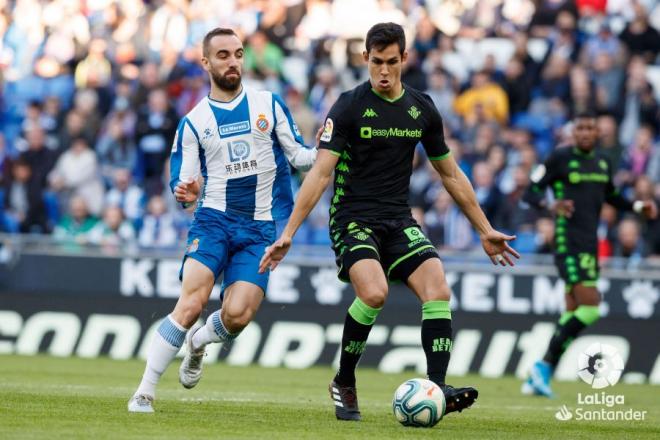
[260,22,519,421]
[521,112,657,398]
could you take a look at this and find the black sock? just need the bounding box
[334,313,372,387]
[543,317,586,368]
[422,318,452,386]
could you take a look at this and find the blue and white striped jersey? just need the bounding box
[169,86,317,221]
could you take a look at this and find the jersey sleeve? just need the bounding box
[169,117,200,193]
[272,94,317,171]
[523,150,560,209]
[420,94,450,160]
[318,93,352,156]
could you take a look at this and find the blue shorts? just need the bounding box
[180,207,276,295]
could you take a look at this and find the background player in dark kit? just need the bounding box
[522,112,657,398]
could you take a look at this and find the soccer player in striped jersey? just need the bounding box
[128,27,317,413]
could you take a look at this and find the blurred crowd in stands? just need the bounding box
[0,0,659,260]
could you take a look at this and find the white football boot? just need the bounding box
[179,322,206,389]
[127,394,155,413]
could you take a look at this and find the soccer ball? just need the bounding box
[392,378,446,427]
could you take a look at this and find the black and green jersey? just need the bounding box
[523,146,633,255]
[318,81,450,226]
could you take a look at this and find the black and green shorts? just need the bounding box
[555,252,599,288]
[330,217,439,283]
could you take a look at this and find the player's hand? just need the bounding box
[259,236,292,273]
[480,229,520,266]
[174,178,200,204]
[551,199,575,218]
[640,200,658,220]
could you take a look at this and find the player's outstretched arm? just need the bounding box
[431,155,520,266]
[259,149,339,273]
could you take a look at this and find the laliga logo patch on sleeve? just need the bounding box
[320,118,333,143]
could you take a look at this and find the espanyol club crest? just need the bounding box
[256,114,269,131]
[187,238,199,254]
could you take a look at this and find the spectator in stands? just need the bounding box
[597,114,624,171]
[501,57,531,115]
[3,159,49,233]
[534,216,555,254]
[613,216,646,263]
[0,135,13,188]
[619,1,660,62]
[580,23,624,67]
[539,54,571,102]
[284,87,317,145]
[74,39,112,91]
[73,89,103,139]
[244,30,285,79]
[134,88,178,196]
[619,56,659,145]
[472,161,502,223]
[454,70,509,125]
[132,63,163,109]
[591,52,624,113]
[618,125,657,187]
[495,164,537,234]
[175,66,209,117]
[137,195,178,248]
[53,195,99,244]
[424,189,474,250]
[19,128,56,199]
[48,137,105,216]
[57,110,95,156]
[96,111,138,184]
[633,176,660,256]
[105,168,145,224]
[88,205,136,248]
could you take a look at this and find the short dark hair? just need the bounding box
[365,22,406,55]
[202,28,238,57]
[573,110,597,121]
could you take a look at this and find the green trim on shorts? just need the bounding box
[581,280,598,287]
[348,297,382,325]
[558,311,574,325]
[422,300,451,320]
[349,244,379,256]
[387,245,436,278]
[574,305,600,326]
[428,151,452,161]
[327,150,341,157]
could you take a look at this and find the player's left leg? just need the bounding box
[546,283,600,366]
[180,224,273,388]
[406,258,478,415]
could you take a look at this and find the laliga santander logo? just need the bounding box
[577,343,624,389]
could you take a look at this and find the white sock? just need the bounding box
[191,310,240,350]
[135,314,187,398]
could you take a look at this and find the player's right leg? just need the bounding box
[128,258,215,412]
[328,222,387,421]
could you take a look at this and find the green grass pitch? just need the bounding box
[0,355,657,439]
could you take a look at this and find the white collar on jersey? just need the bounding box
[207,85,246,110]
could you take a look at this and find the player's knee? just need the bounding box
[574,304,600,326]
[359,287,388,308]
[221,307,254,332]
[174,295,206,327]
[414,278,451,303]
